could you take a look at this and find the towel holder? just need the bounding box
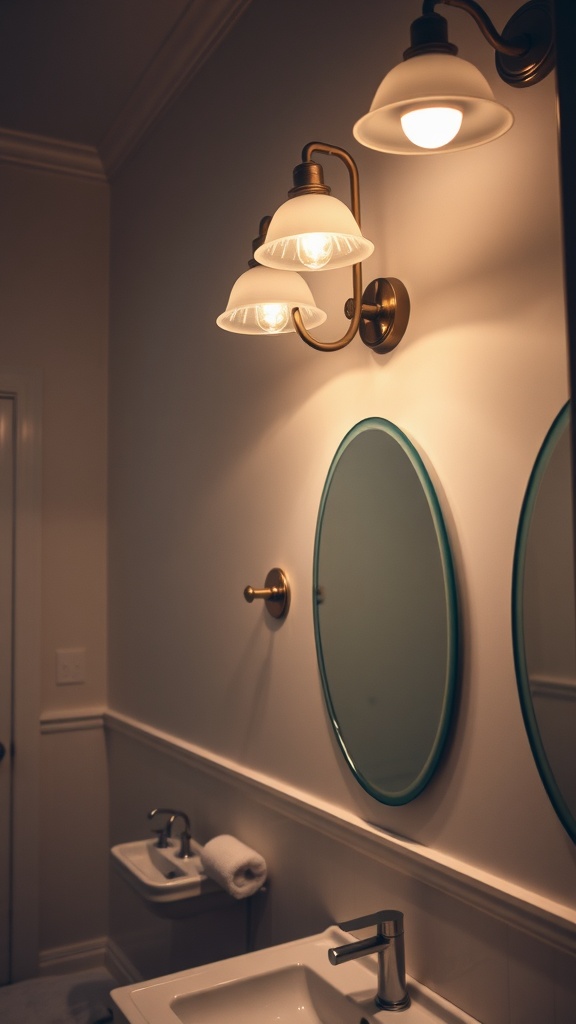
[244,567,290,619]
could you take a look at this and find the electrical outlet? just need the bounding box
[56,648,86,685]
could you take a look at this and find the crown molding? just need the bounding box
[99,0,253,178]
[0,127,106,182]
[0,0,252,182]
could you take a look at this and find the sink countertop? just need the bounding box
[111,925,482,1024]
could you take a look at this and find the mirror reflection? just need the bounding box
[513,403,576,841]
[313,418,459,805]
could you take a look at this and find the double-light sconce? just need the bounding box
[217,0,554,354]
[217,142,410,354]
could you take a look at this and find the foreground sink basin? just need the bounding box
[172,964,363,1024]
[111,839,219,903]
[111,926,481,1024]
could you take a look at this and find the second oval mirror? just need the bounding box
[313,418,459,805]
[513,403,576,841]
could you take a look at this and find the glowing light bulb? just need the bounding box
[255,302,291,334]
[400,107,463,150]
[296,233,334,270]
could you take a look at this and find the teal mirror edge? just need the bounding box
[313,417,460,806]
[512,401,576,842]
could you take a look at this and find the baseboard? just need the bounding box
[105,939,143,986]
[38,935,143,987]
[38,936,109,976]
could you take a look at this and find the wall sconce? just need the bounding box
[353,0,555,154]
[216,217,327,336]
[217,142,410,354]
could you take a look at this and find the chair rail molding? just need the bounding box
[40,707,107,734]
[105,709,576,957]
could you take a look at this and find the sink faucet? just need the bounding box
[328,910,410,1012]
[147,807,193,858]
[148,807,176,848]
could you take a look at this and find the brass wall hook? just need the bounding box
[244,567,290,619]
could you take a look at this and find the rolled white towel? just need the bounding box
[198,834,267,899]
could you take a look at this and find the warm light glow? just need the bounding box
[400,106,463,149]
[255,302,291,334]
[353,54,513,154]
[216,265,327,335]
[255,194,373,271]
[296,232,334,270]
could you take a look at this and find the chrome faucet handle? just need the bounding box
[338,909,404,937]
[147,807,192,852]
[168,811,193,858]
[177,829,193,859]
[171,810,191,832]
[147,807,177,847]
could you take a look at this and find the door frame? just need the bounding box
[0,370,42,981]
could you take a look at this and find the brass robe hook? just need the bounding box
[244,568,290,619]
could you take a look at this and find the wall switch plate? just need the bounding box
[56,647,86,685]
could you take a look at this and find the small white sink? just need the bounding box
[111,926,482,1024]
[111,839,219,904]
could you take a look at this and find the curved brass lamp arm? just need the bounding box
[423,0,526,56]
[281,141,409,354]
[291,142,364,351]
[418,0,554,89]
[293,262,363,352]
[301,142,362,224]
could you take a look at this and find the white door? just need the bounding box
[0,395,15,984]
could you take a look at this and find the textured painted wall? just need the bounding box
[0,162,109,958]
[108,0,575,921]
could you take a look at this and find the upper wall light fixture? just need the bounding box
[217,141,410,354]
[353,0,555,154]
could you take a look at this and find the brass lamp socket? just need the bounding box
[288,161,332,198]
[403,13,458,58]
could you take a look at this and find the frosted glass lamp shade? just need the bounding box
[216,265,326,335]
[353,52,514,154]
[254,193,374,271]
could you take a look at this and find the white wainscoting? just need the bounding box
[39,705,573,1021]
[105,709,576,957]
[38,709,109,974]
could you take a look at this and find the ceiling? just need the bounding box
[0,0,252,178]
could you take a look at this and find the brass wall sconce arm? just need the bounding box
[217,143,409,353]
[244,567,290,619]
[415,0,555,87]
[254,142,410,354]
[287,143,363,352]
[353,0,554,154]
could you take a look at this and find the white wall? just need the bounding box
[106,0,576,1019]
[0,162,109,716]
[0,161,109,964]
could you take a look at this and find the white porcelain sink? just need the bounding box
[111,926,482,1024]
[111,839,219,903]
[171,964,364,1024]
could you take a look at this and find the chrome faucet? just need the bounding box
[148,807,176,848]
[328,910,410,1012]
[148,807,193,858]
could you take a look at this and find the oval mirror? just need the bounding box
[513,402,576,841]
[313,418,459,805]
